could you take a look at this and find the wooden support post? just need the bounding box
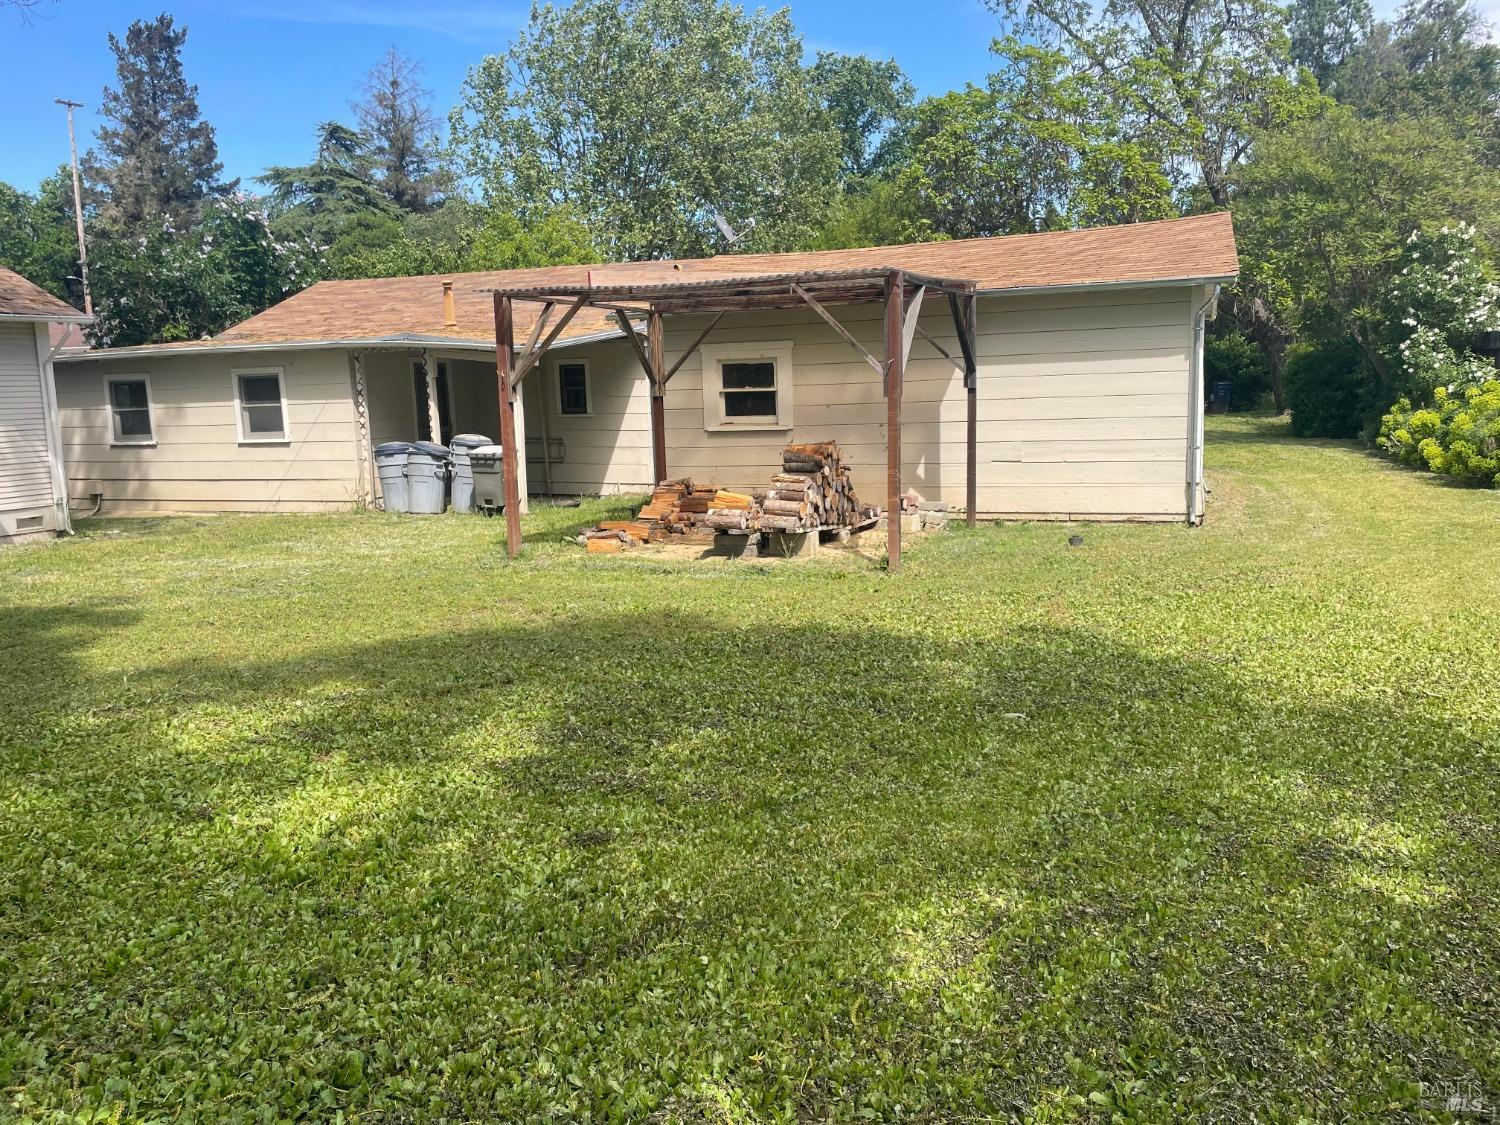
[648,309,667,485]
[950,292,979,528]
[494,293,522,558]
[884,271,904,571]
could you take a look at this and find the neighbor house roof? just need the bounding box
[59,212,1236,361]
[0,267,91,323]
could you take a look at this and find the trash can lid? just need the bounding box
[373,441,414,457]
[449,433,492,449]
[410,440,452,459]
[470,443,504,456]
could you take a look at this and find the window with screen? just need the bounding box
[558,362,589,415]
[235,370,288,441]
[700,342,794,430]
[107,377,153,443]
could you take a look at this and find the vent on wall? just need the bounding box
[15,516,44,530]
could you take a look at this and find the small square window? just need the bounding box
[700,342,794,431]
[558,362,589,415]
[235,370,288,441]
[107,377,153,443]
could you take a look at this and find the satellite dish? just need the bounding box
[711,211,757,248]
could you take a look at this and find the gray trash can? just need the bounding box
[406,441,451,514]
[448,433,491,513]
[470,444,506,516]
[373,441,414,513]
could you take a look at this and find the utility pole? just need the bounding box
[54,98,92,318]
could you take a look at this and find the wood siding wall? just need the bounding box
[0,322,64,541]
[657,286,1196,519]
[523,339,653,496]
[55,348,362,512]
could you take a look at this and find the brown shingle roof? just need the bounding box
[0,266,89,322]
[63,213,1236,358]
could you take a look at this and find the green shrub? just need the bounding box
[1284,338,1381,438]
[1379,380,1500,486]
[1204,328,1273,410]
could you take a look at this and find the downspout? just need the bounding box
[35,323,74,535]
[1186,285,1218,525]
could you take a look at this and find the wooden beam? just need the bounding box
[648,310,666,484]
[791,282,884,376]
[514,301,555,378]
[613,309,654,378]
[494,293,522,558]
[511,295,588,387]
[901,284,926,369]
[662,310,727,383]
[884,270,904,572]
[913,324,964,373]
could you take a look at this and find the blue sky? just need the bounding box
[0,0,1002,194]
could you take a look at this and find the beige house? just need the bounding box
[0,267,91,544]
[55,212,1237,522]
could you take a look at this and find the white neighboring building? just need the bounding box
[0,267,90,544]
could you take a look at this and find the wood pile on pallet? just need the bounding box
[759,442,864,532]
[702,490,757,531]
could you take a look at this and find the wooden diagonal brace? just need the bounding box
[791,282,884,376]
[913,324,964,374]
[613,309,656,389]
[511,295,588,388]
[663,310,727,384]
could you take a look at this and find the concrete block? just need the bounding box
[712,531,760,559]
[765,530,819,558]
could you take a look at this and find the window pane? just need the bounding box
[724,389,777,417]
[116,408,152,438]
[110,380,148,410]
[243,403,285,436]
[239,374,282,405]
[559,364,588,414]
[721,361,775,389]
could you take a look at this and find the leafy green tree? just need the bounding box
[1288,0,1373,89]
[451,0,840,260]
[988,0,1320,207]
[86,14,231,231]
[90,195,317,347]
[355,49,445,212]
[808,52,915,184]
[807,181,924,250]
[1234,106,1500,401]
[260,121,394,248]
[0,173,83,305]
[894,86,1072,239]
[1333,0,1500,163]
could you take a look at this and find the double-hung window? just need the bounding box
[700,341,794,431]
[558,361,589,415]
[106,375,154,444]
[233,368,289,442]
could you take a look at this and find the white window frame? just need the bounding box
[231,366,291,444]
[104,372,156,446]
[700,340,794,432]
[554,358,592,418]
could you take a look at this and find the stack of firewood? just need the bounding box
[702,489,758,531]
[759,442,862,532]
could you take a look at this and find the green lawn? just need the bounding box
[3,416,1498,1122]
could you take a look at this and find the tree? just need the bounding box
[90,195,317,347]
[988,0,1320,208]
[354,49,443,212]
[259,121,394,247]
[86,14,231,231]
[1234,106,1500,402]
[808,52,915,184]
[1287,0,1373,90]
[0,172,85,306]
[451,0,841,261]
[1334,0,1500,163]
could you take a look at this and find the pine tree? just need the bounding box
[87,14,232,230]
[354,49,441,212]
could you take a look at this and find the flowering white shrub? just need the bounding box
[1387,224,1500,399]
